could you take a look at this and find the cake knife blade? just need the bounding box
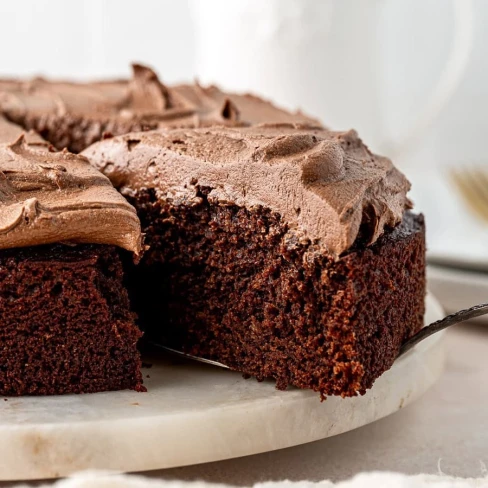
[398,301,488,357]
[149,344,230,369]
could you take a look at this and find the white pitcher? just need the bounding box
[190,0,473,164]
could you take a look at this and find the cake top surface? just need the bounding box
[82,123,411,257]
[0,116,142,253]
[0,64,319,128]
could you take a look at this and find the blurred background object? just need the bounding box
[191,0,473,165]
[1,0,487,314]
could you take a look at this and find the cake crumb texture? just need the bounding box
[127,187,425,398]
[0,244,144,395]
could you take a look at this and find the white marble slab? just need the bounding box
[0,295,445,481]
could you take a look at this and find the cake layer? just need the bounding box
[0,64,319,152]
[125,187,425,398]
[0,244,144,395]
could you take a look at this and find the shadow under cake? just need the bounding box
[0,64,318,153]
[0,116,144,395]
[83,124,425,399]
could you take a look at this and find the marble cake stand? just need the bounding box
[0,295,446,481]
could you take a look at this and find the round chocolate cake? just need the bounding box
[0,63,426,398]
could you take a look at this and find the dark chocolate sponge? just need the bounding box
[0,244,144,395]
[126,188,425,399]
[83,125,425,399]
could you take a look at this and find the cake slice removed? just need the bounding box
[0,116,144,395]
[83,124,426,398]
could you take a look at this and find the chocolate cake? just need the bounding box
[83,124,426,398]
[0,64,318,153]
[0,116,144,395]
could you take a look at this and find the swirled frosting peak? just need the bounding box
[82,124,411,257]
[0,117,142,253]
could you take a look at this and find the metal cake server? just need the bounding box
[154,345,230,369]
[398,302,488,357]
[151,302,488,368]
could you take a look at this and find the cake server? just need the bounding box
[398,301,488,356]
[151,302,488,368]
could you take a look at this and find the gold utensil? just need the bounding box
[450,167,488,223]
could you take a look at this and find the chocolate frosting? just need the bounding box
[0,115,47,147]
[0,64,319,129]
[0,117,142,253]
[82,124,411,257]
